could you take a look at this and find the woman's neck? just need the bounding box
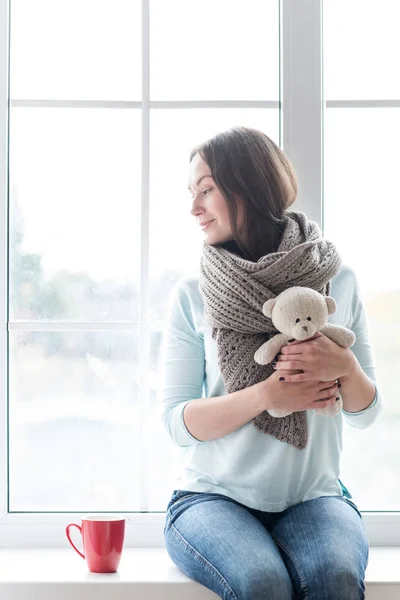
[219,240,245,257]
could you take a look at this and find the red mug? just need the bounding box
[66,515,125,573]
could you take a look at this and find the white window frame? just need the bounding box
[0,0,398,548]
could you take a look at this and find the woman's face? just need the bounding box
[188,153,244,245]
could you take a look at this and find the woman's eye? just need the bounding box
[202,188,211,195]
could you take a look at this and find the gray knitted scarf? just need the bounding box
[199,210,342,450]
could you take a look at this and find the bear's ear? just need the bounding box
[325,296,337,315]
[262,299,275,318]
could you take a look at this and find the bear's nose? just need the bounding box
[302,326,308,332]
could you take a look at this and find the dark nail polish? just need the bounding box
[279,377,285,381]
[274,354,279,361]
[338,383,342,388]
[271,362,277,368]
[288,338,295,343]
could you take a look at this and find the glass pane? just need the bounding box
[148,109,279,509]
[324,0,400,100]
[10,0,141,100]
[150,0,279,100]
[9,108,141,321]
[324,107,399,510]
[9,331,140,511]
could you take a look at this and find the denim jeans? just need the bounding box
[164,490,369,600]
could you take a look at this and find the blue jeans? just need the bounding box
[164,490,369,600]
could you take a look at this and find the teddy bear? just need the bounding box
[254,286,356,418]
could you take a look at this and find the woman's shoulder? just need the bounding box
[330,264,360,297]
[166,276,204,331]
[171,276,202,305]
[329,264,364,325]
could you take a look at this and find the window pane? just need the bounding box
[9,331,140,511]
[10,0,141,100]
[324,107,399,510]
[150,0,279,100]
[148,109,279,509]
[9,108,141,321]
[324,0,400,100]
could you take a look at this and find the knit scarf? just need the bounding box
[199,210,342,450]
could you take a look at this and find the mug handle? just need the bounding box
[65,523,85,559]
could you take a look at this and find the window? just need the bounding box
[323,0,400,511]
[0,0,397,547]
[1,0,278,543]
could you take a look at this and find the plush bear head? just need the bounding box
[262,287,337,341]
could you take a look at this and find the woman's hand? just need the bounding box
[258,368,340,414]
[272,332,355,383]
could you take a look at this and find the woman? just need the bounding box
[160,126,382,600]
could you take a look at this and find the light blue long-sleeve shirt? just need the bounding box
[159,264,382,512]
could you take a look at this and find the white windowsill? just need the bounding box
[0,547,399,600]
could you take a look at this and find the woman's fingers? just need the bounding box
[314,382,339,403]
[319,381,337,391]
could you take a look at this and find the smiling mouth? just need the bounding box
[200,220,215,229]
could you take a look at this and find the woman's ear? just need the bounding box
[325,296,337,315]
[262,299,275,318]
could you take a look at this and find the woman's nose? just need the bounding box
[190,198,203,216]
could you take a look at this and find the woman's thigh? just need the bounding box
[268,495,369,600]
[164,490,295,600]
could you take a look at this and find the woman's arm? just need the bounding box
[182,386,267,443]
[159,279,268,446]
[160,279,338,445]
[184,371,343,440]
[277,334,377,413]
[274,267,382,427]
[339,272,382,423]
[339,352,376,412]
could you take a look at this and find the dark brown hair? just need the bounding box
[190,126,298,261]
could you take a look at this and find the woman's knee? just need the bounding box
[306,562,366,600]
[233,563,294,600]
[165,520,293,600]
[164,492,294,600]
[166,526,293,600]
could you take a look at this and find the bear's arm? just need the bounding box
[254,333,289,365]
[319,323,356,348]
